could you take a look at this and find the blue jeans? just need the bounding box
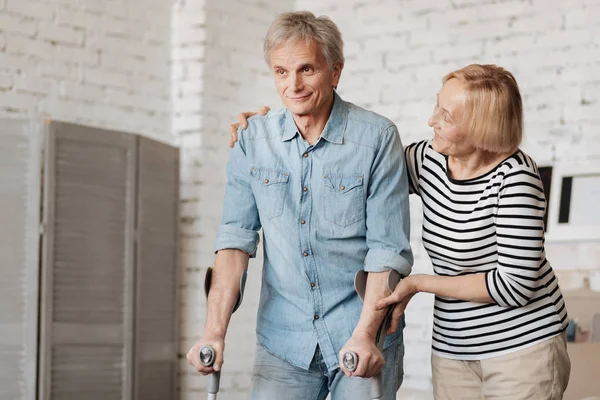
[249,339,404,400]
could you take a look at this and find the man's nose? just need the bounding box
[289,73,303,91]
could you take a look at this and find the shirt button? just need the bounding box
[303,187,308,192]
[340,185,345,190]
[301,220,306,224]
[264,179,269,184]
[314,315,319,320]
[303,252,308,257]
[310,283,315,288]
[303,153,308,158]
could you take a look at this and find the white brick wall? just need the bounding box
[0,0,173,142]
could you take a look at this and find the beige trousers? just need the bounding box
[431,333,571,400]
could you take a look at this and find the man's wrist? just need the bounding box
[351,328,377,342]
[203,325,227,339]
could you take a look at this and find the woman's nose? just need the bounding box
[429,105,444,127]
[428,112,437,127]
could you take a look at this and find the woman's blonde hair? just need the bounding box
[263,11,344,70]
[444,64,523,154]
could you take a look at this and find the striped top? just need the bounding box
[405,140,568,360]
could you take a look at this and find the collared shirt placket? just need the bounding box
[298,138,337,366]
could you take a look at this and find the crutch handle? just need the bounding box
[341,350,384,399]
[342,350,358,372]
[199,345,216,367]
[199,345,220,398]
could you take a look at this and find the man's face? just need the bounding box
[270,39,341,118]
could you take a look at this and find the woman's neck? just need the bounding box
[447,149,510,180]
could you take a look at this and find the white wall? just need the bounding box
[0,0,173,142]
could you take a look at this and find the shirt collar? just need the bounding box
[282,91,348,144]
[282,108,298,141]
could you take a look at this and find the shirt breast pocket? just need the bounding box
[322,174,365,227]
[249,167,289,219]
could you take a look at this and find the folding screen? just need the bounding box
[133,137,180,400]
[0,119,179,400]
[39,122,137,400]
[0,120,42,400]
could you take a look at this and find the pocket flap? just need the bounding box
[323,174,364,193]
[249,167,289,185]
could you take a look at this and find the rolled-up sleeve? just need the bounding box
[364,124,413,276]
[214,134,261,257]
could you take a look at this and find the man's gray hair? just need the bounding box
[264,11,345,70]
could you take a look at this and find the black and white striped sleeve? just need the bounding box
[404,140,429,196]
[486,165,547,307]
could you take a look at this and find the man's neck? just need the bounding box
[292,96,335,145]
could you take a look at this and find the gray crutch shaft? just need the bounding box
[371,373,383,400]
[200,345,220,399]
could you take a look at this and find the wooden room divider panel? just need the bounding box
[39,122,137,400]
[133,137,180,400]
[0,120,43,400]
[0,119,180,400]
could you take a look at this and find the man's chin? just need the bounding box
[286,104,312,116]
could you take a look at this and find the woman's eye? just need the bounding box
[443,113,449,122]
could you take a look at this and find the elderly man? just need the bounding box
[187,11,413,400]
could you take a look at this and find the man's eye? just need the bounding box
[443,113,449,122]
[303,67,312,73]
[276,70,285,75]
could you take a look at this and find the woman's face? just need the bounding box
[428,78,475,157]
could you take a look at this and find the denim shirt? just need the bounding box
[215,92,413,370]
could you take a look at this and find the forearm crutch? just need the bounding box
[342,269,402,400]
[199,345,219,400]
[199,267,248,400]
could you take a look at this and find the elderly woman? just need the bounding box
[230,64,571,399]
